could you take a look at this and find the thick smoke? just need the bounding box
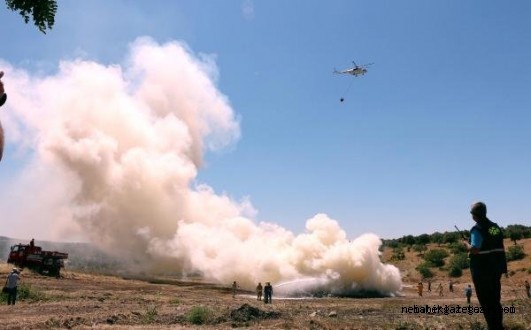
[0,38,401,296]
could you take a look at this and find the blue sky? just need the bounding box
[1,1,530,241]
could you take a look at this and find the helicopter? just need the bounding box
[333,61,373,77]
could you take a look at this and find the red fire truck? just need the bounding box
[7,240,68,277]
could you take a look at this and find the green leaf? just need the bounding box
[5,0,58,34]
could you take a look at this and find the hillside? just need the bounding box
[382,238,531,285]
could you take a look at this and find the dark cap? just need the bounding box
[470,202,487,216]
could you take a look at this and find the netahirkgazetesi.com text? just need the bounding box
[401,304,516,315]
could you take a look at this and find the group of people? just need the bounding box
[256,282,273,303]
[231,281,273,303]
[416,281,456,297]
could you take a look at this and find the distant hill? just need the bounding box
[382,237,530,286]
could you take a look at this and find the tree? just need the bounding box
[412,244,427,256]
[508,230,523,245]
[5,0,58,34]
[442,231,459,244]
[430,232,444,246]
[504,224,531,239]
[382,239,400,249]
[415,234,431,245]
[398,235,416,246]
[505,225,528,245]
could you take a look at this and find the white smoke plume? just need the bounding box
[0,37,401,296]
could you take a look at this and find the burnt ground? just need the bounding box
[0,264,529,330]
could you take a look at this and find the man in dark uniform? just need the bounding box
[264,282,273,304]
[463,202,507,330]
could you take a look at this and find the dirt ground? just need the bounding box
[0,267,529,329]
[0,239,529,329]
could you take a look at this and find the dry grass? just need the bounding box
[0,239,528,329]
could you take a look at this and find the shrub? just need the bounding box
[187,306,212,325]
[448,242,467,254]
[395,321,415,330]
[143,305,158,324]
[0,284,47,303]
[448,265,463,277]
[469,320,486,330]
[506,245,525,261]
[442,232,459,244]
[416,263,433,279]
[17,284,47,301]
[412,244,427,254]
[391,247,405,261]
[449,253,469,270]
[423,249,449,267]
[170,298,181,305]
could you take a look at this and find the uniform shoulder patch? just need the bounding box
[488,226,501,236]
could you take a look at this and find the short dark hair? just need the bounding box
[470,202,487,216]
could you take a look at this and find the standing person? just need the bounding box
[427,280,431,292]
[465,285,473,304]
[449,280,454,293]
[231,281,238,298]
[256,282,263,301]
[5,268,20,305]
[525,280,530,298]
[417,282,423,297]
[437,283,443,296]
[0,71,7,162]
[264,282,273,304]
[463,201,507,330]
